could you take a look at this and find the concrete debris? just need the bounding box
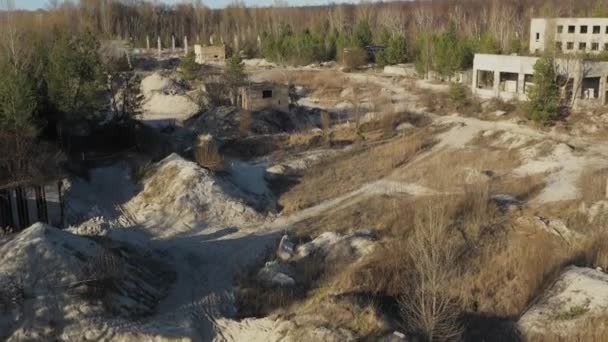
[257,261,295,287]
[396,122,414,131]
[277,235,295,261]
[519,266,608,338]
[297,230,377,262]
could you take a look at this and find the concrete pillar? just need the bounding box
[172,35,176,52]
[146,35,150,50]
[157,37,161,57]
[600,73,608,105]
[184,36,188,55]
[517,73,526,97]
[471,69,478,93]
[493,70,501,97]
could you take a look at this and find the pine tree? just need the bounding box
[46,30,104,124]
[527,56,560,124]
[179,51,199,80]
[225,55,247,105]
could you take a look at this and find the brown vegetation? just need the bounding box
[278,128,434,213]
[194,138,225,172]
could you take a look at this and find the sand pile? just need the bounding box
[140,72,199,126]
[0,223,174,341]
[126,153,260,228]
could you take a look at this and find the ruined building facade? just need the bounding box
[237,83,290,112]
[194,44,227,64]
[472,18,608,109]
[530,18,608,54]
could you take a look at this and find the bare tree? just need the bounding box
[398,199,463,341]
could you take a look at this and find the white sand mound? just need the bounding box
[518,266,608,338]
[0,223,174,341]
[141,72,173,96]
[0,223,103,291]
[126,153,260,228]
[140,73,199,126]
[515,143,586,203]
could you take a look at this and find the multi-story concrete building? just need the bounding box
[472,53,608,107]
[530,18,608,54]
[470,18,608,108]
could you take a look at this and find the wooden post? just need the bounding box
[172,35,176,52]
[35,186,48,224]
[15,186,29,230]
[157,36,162,58]
[0,189,10,229]
[146,35,150,50]
[184,36,189,55]
[58,181,65,228]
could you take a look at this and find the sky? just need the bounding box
[14,0,346,11]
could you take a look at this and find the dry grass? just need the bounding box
[456,230,571,317]
[239,110,252,138]
[278,129,434,213]
[525,316,608,342]
[578,168,608,204]
[194,138,224,172]
[398,148,521,192]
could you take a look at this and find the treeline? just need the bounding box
[8,0,608,67]
[0,6,138,186]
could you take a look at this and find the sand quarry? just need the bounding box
[3,61,608,341]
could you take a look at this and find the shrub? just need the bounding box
[340,46,368,71]
[448,82,469,108]
[179,51,199,81]
[79,250,125,300]
[239,110,253,137]
[526,56,560,125]
[195,137,224,172]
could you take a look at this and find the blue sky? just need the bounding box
[15,0,344,10]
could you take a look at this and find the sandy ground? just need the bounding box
[8,65,608,341]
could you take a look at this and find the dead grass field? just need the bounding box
[277,128,436,213]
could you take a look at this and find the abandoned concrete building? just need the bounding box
[472,17,608,108]
[194,44,227,63]
[530,18,608,54]
[237,82,290,112]
[472,53,608,108]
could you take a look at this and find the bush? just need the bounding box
[526,56,560,125]
[340,46,368,71]
[448,83,469,107]
[179,51,199,81]
[239,110,252,137]
[195,137,224,172]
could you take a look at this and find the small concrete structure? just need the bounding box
[194,44,226,64]
[237,82,290,112]
[531,18,608,54]
[472,53,608,108]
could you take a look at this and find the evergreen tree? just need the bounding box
[46,30,104,124]
[225,54,247,104]
[526,56,560,124]
[477,32,501,54]
[179,51,199,80]
[354,20,373,48]
[377,33,407,66]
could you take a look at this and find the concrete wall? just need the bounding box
[238,83,290,112]
[472,53,608,107]
[194,44,226,64]
[531,18,608,54]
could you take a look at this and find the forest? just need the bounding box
[1,0,608,187]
